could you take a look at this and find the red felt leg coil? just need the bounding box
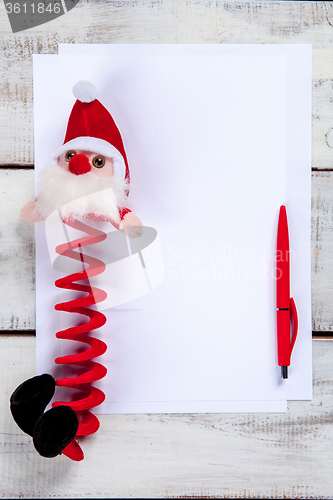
[52,218,108,461]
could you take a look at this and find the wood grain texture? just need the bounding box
[0,169,332,332]
[312,171,333,331]
[0,170,35,330]
[0,335,331,499]
[1,3,332,498]
[0,1,332,167]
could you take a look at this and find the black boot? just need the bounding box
[33,406,79,458]
[10,374,55,436]
[10,374,79,458]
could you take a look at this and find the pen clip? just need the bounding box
[290,297,298,355]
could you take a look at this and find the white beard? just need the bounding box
[34,162,130,224]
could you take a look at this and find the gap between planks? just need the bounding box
[0,164,34,169]
[1,331,332,339]
[1,165,331,171]
[0,331,35,336]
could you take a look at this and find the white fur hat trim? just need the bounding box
[51,137,126,178]
[73,80,97,103]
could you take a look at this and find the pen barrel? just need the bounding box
[277,309,291,366]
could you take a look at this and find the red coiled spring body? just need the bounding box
[52,218,108,461]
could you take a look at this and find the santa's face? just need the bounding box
[58,150,114,178]
[34,149,129,223]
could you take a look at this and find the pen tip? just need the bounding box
[281,366,288,379]
[279,205,287,217]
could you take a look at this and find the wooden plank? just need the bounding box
[0,169,35,330]
[1,169,333,332]
[312,172,333,332]
[0,335,331,498]
[0,1,332,167]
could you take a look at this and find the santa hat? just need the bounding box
[51,81,129,181]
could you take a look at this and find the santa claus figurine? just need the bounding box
[10,80,142,460]
[20,80,141,235]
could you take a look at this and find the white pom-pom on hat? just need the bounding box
[72,80,97,103]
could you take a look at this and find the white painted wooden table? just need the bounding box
[1,1,333,498]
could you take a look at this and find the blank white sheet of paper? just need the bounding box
[34,44,311,413]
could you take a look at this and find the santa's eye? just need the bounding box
[92,156,105,168]
[65,150,77,162]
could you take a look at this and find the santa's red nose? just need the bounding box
[69,154,91,175]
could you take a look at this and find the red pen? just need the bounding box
[276,205,298,379]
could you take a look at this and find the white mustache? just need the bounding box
[34,163,130,223]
